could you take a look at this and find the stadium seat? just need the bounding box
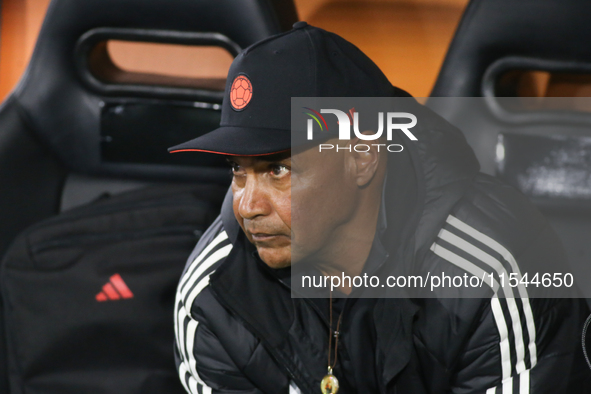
[0,0,297,392]
[428,0,591,299]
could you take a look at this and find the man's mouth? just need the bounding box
[250,232,283,242]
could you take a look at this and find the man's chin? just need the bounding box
[257,248,292,269]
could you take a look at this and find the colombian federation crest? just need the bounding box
[230,75,253,111]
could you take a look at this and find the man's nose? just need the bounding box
[238,176,271,220]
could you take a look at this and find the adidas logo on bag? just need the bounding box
[96,273,134,302]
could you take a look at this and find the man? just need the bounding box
[169,22,590,393]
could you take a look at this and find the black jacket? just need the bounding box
[174,101,590,393]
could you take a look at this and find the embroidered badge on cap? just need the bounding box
[230,75,253,111]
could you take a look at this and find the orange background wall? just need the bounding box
[0,0,468,102]
[301,0,468,96]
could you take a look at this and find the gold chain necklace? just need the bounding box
[321,291,344,394]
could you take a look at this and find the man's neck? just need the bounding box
[314,173,387,295]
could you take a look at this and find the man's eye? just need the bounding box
[229,162,244,175]
[271,165,290,177]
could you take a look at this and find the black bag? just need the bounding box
[0,184,225,393]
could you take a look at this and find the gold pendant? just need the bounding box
[320,367,339,394]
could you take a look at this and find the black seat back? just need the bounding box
[431,0,591,98]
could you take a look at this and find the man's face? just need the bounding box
[229,153,292,268]
[229,142,364,269]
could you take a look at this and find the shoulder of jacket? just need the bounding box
[425,174,560,286]
[450,173,559,255]
[419,172,566,304]
[420,174,565,361]
[176,215,234,319]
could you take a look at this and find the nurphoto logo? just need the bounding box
[303,107,418,152]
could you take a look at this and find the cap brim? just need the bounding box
[168,126,291,156]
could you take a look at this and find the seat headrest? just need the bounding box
[431,0,591,97]
[9,0,296,182]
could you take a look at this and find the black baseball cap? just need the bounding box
[168,21,411,156]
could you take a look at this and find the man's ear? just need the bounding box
[349,136,381,187]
